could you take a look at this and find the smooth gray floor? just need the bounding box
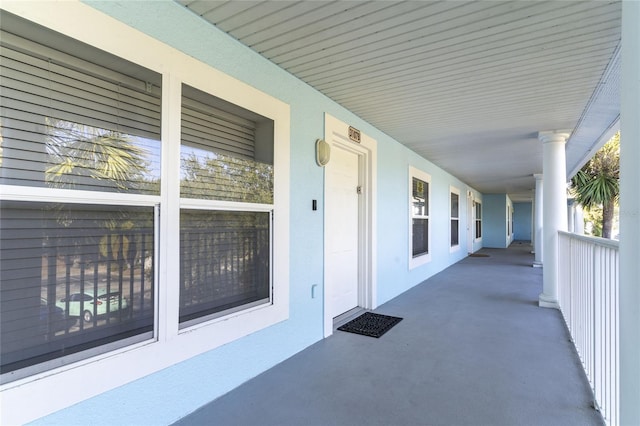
[174,243,603,426]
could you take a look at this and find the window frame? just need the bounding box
[178,83,276,329]
[449,186,461,252]
[0,23,164,383]
[0,4,290,422]
[408,167,431,269]
[474,201,483,241]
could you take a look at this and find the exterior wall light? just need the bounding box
[316,138,330,166]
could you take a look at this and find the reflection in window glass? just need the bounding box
[0,41,162,194]
[412,176,429,258]
[412,218,429,257]
[179,210,270,325]
[0,201,155,379]
[180,84,273,204]
[412,177,428,216]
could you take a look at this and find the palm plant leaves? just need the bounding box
[45,122,149,190]
[570,131,619,238]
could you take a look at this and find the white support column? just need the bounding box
[574,204,584,235]
[620,1,640,424]
[533,174,543,267]
[538,131,570,308]
[567,201,575,233]
[530,193,535,252]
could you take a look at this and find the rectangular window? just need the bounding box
[450,187,460,249]
[475,202,482,239]
[0,17,161,383]
[179,84,274,327]
[409,167,431,268]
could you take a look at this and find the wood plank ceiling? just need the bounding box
[177,0,622,201]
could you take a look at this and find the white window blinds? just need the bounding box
[0,31,161,194]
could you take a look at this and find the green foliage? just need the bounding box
[44,121,155,264]
[180,151,273,204]
[45,121,151,192]
[570,131,619,238]
[583,206,603,237]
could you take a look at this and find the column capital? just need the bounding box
[538,130,571,144]
[533,173,543,180]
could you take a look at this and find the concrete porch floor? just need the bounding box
[174,243,603,426]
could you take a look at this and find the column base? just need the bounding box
[539,293,559,309]
[532,261,543,268]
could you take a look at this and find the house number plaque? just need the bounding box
[348,126,361,143]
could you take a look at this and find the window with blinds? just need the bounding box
[409,167,431,269]
[179,84,274,327]
[0,29,161,194]
[0,13,160,383]
[180,84,273,203]
[450,189,460,248]
[475,202,482,239]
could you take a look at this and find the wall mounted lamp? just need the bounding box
[316,138,330,166]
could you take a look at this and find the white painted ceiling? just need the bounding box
[177,0,621,202]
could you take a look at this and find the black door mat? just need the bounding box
[337,312,403,338]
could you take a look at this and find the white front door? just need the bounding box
[326,145,360,318]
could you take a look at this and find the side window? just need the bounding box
[450,187,460,250]
[475,202,482,239]
[409,167,431,269]
[0,18,160,383]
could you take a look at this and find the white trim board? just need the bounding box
[323,113,377,337]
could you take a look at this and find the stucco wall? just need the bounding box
[513,202,533,241]
[482,194,508,248]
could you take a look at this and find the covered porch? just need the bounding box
[175,243,602,426]
[1,2,638,425]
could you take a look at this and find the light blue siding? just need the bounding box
[513,202,533,241]
[483,194,509,248]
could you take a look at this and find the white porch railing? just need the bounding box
[558,231,619,426]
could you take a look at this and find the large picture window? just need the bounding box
[179,84,274,327]
[0,6,290,419]
[409,167,431,269]
[0,15,161,383]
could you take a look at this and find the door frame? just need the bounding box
[467,190,475,254]
[323,113,377,337]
